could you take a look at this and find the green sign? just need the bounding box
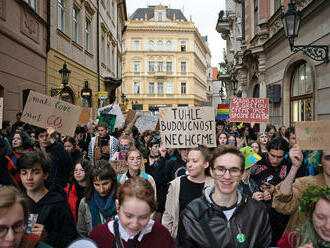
[99,114,116,132]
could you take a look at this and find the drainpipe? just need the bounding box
[97,0,100,107]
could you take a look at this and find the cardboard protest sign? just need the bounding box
[296,120,330,150]
[98,103,125,128]
[21,91,82,137]
[0,98,3,129]
[124,110,136,126]
[79,108,96,125]
[217,104,229,120]
[230,98,269,123]
[159,107,216,148]
[135,115,159,133]
[99,114,116,132]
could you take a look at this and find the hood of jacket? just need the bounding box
[31,184,67,206]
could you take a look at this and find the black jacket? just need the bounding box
[28,185,78,248]
[177,186,272,248]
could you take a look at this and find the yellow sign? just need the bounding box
[98,91,108,101]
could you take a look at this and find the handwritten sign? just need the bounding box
[99,114,116,132]
[135,115,159,133]
[0,98,3,129]
[79,108,97,125]
[230,98,269,123]
[159,107,216,148]
[98,103,125,128]
[296,120,330,150]
[21,91,82,137]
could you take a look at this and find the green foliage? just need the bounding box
[298,185,330,214]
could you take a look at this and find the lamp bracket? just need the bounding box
[50,88,63,97]
[291,44,329,63]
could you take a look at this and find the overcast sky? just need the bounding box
[125,0,226,67]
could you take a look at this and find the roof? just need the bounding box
[212,67,218,81]
[130,6,187,22]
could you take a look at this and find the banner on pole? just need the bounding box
[229,98,269,123]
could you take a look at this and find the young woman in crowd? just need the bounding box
[217,131,228,146]
[278,126,287,139]
[266,124,277,140]
[257,132,269,153]
[89,177,175,248]
[117,150,157,198]
[162,146,214,238]
[237,125,250,148]
[77,160,118,237]
[250,140,261,155]
[277,185,330,248]
[145,136,161,175]
[65,159,91,224]
[111,135,135,161]
[63,137,82,164]
[228,134,237,146]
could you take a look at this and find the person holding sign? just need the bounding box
[177,145,271,247]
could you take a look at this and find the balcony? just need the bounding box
[216,10,230,37]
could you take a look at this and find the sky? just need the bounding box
[125,0,226,67]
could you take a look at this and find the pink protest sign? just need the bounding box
[229,98,269,123]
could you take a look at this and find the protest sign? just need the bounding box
[0,98,3,129]
[21,91,82,137]
[99,114,116,132]
[230,98,269,123]
[124,110,136,126]
[98,103,125,128]
[217,104,229,120]
[135,115,159,133]
[79,108,96,125]
[296,120,330,150]
[159,107,216,148]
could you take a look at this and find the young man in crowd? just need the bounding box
[11,112,24,133]
[177,145,271,247]
[17,150,78,247]
[36,127,72,187]
[88,121,118,165]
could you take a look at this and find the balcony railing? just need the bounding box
[216,10,230,34]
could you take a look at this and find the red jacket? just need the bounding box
[277,230,297,248]
[64,183,78,223]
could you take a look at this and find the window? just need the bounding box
[149,40,154,51]
[166,62,172,72]
[134,82,140,94]
[134,40,140,51]
[158,83,163,94]
[254,0,258,34]
[166,83,173,94]
[291,62,313,122]
[85,19,91,51]
[149,83,155,94]
[111,1,115,18]
[24,0,37,10]
[181,83,187,94]
[107,43,110,66]
[72,6,79,42]
[149,61,155,72]
[166,40,172,51]
[157,40,163,51]
[181,61,186,72]
[58,0,65,31]
[112,45,115,70]
[157,62,163,72]
[274,0,281,11]
[134,61,140,72]
[180,41,186,51]
[158,12,163,21]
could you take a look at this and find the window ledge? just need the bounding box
[85,50,94,58]
[72,41,83,51]
[57,29,71,42]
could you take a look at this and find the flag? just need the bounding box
[217,104,229,120]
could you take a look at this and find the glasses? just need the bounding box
[0,222,26,238]
[74,169,85,173]
[213,166,242,177]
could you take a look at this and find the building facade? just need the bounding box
[0,0,47,122]
[47,0,127,108]
[122,5,210,112]
[216,0,330,128]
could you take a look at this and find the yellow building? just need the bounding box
[47,0,127,108]
[122,5,210,112]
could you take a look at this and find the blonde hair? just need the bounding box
[0,186,29,221]
[126,149,145,172]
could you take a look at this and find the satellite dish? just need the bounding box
[67,238,98,248]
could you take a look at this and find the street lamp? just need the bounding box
[51,63,72,97]
[281,1,329,63]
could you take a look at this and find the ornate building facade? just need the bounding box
[122,5,210,112]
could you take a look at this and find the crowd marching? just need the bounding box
[0,112,329,248]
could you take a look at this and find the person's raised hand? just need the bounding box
[46,127,56,144]
[263,191,272,201]
[261,182,275,194]
[252,191,264,201]
[289,144,304,168]
[31,223,46,237]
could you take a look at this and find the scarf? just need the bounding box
[88,190,116,228]
[5,152,23,191]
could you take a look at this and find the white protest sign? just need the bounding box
[97,103,125,128]
[159,106,216,148]
[0,98,3,129]
[21,91,82,137]
[135,115,159,133]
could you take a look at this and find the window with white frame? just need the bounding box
[166,62,172,72]
[134,82,140,94]
[149,40,154,51]
[58,0,65,31]
[181,82,187,94]
[134,61,140,72]
[180,41,186,51]
[149,61,155,72]
[157,62,163,72]
[107,43,110,67]
[157,40,163,51]
[158,83,163,94]
[166,83,173,94]
[133,40,140,51]
[166,40,172,51]
[112,45,115,70]
[24,0,37,10]
[149,83,155,94]
[72,6,79,42]
[101,36,105,62]
[181,61,186,72]
[85,19,91,51]
[158,12,163,21]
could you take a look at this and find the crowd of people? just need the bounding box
[0,114,329,248]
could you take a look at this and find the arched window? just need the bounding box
[149,40,154,51]
[253,84,260,98]
[157,40,163,51]
[166,40,172,51]
[290,62,313,122]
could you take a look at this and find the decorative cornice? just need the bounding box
[295,0,313,11]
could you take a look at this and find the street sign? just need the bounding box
[98,91,108,102]
[100,95,106,102]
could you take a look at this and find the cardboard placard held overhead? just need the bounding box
[21,91,82,137]
[295,120,330,150]
[135,115,159,133]
[230,98,269,123]
[79,108,96,125]
[159,107,216,148]
[99,114,116,133]
[98,103,125,128]
[0,98,3,129]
